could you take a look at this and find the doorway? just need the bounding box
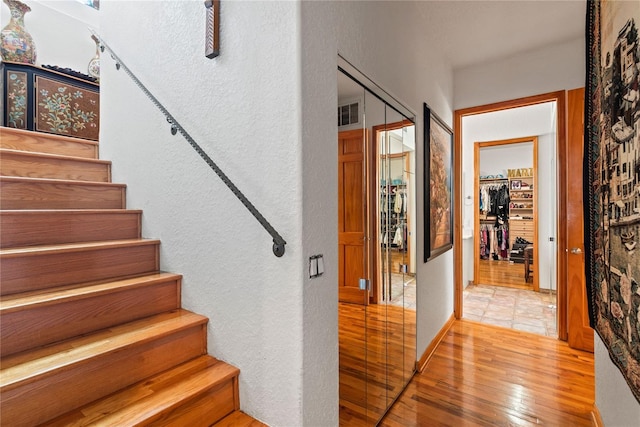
[455,97,562,338]
[474,137,539,292]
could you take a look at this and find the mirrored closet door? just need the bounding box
[337,58,416,426]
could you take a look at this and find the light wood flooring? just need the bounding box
[340,317,594,426]
[339,302,416,426]
[380,320,595,426]
[477,259,532,289]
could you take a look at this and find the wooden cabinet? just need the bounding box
[2,62,100,141]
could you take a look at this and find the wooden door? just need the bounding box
[339,129,369,305]
[566,88,594,352]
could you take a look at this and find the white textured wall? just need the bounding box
[454,37,585,110]
[595,334,640,426]
[1,0,98,71]
[100,1,303,425]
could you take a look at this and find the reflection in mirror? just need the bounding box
[337,61,417,426]
[337,70,368,424]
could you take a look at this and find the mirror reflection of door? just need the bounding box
[337,63,417,426]
[338,128,370,305]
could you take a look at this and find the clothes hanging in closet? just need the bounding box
[393,225,404,248]
[479,224,509,260]
[479,183,510,221]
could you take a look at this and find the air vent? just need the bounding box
[338,102,360,127]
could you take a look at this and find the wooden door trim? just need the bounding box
[453,90,568,340]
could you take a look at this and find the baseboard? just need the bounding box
[416,313,455,373]
[590,403,604,427]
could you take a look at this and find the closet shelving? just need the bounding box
[508,175,534,263]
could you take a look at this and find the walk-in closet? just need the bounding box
[474,137,538,290]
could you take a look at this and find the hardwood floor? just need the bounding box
[339,302,416,426]
[380,320,594,426]
[477,259,532,289]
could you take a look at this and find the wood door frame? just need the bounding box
[454,91,568,340]
[473,136,539,292]
[372,120,414,304]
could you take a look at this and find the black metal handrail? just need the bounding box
[92,32,286,257]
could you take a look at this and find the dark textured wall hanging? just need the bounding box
[584,0,640,404]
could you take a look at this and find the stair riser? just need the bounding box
[0,243,160,296]
[0,323,207,427]
[0,180,125,210]
[0,211,141,248]
[0,151,111,182]
[149,378,238,426]
[1,278,181,357]
[0,128,98,159]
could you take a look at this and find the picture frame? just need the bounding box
[424,103,453,262]
[511,180,521,190]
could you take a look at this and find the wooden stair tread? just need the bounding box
[0,309,207,388]
[214,411,268,427]
[46,355,240,426]
[0,238,160,257]
[0,175,125,187]
[0,148,111,164]
[0,208,142,214]
[0,272,181,312]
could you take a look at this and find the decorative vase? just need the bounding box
[0,0,36,64]
[87,34,100,80]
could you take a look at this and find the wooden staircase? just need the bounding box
[0,127,265,426]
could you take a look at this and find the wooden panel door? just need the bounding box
[338,129,369,305]
[566,87,594,352]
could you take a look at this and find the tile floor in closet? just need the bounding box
[463,283,557,337]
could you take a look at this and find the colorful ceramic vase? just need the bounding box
[0,0,36,64]
[87,34,100,80]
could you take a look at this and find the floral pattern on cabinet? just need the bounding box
[35,75,99,140]
[6,70,27,129]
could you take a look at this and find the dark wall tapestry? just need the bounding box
[585,0,640,403]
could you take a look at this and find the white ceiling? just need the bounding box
[414,0,586,70]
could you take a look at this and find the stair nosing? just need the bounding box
[0,238,161,257]
[0,209,143,215]
[0,310,208,390]
[0,176,125,187]
[0,148,112,165]
[0,272,182,312]
[94,360,240,426]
